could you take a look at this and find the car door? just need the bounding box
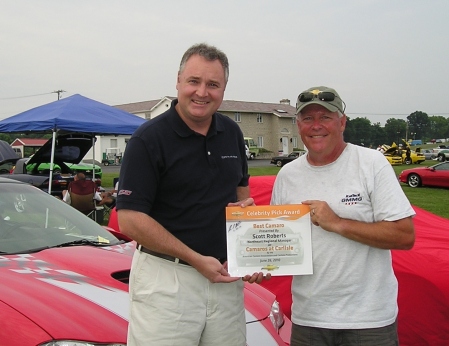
[424,163,449,187]
[433,163,449,187]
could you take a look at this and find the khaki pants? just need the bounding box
[127,250,246,346]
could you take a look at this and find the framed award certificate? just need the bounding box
[226,204,313,277]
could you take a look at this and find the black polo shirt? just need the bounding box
[116,100,249,258]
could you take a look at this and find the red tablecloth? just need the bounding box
[249,175,449,346]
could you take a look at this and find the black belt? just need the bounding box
[137,245,226,265]
[138,246,190,265]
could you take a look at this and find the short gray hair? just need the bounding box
[179,43,229,82]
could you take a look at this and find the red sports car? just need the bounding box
[0,177,291,345]
[398,161,449,188]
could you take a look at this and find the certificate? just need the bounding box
[226,204,313,277]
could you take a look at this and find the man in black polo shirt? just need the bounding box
[117,43,266,346]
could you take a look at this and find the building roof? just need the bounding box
[219,99,295,117]
[11,138,48,146]
[115,97,175,113]
[115,97,295,118]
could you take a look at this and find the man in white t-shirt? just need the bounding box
[271,86,415,346]
[97,181,118,206]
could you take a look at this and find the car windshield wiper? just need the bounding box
[56,238,119,248]
[2,239,125,255]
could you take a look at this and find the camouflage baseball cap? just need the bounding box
[296,86,345,114]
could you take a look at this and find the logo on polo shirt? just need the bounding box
[118,189,132,196]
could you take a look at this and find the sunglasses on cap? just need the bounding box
[298,91,345,112]
[298,91,336,103]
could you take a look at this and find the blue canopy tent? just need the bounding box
[0,94,146,193]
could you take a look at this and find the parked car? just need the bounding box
[27,161,103,178]
[270,151,306,167]
[1,133,101,197]
[245,144,251,160]
[420,149,436,160]
[436,149,449,162]
[382,140,425,165]
[432,145,448,156]
[383,147,403,165]
[398,162,449,188]
[403,149,426,164]
[0,177,292,345]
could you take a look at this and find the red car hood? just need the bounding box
[0,242,287,345]
[0,243,134,344]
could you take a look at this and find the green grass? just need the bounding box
[100,174,117,189]
[102,159,449,219]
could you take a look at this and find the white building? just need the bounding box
[87,96,301,163]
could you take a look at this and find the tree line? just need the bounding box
[344,111,449,147]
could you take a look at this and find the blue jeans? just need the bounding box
[290,320,398,346]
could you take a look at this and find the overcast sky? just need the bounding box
[1,0,448,125]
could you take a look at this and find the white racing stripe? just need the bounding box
[40,277,130,321]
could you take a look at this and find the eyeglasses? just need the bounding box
[298,91,336,103]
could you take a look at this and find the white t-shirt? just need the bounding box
[112,181,119,198]
[271,143,415,329]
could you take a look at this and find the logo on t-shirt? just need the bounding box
[341,193,362,205]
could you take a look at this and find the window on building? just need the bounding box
[111,138,118,148]
[257,136,264,148]
[257,113,263,123]
[292,117,297,124]
[234,112,241,122]
[292,137,298,148]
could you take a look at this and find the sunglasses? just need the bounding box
[298,91,336,103]
[298,91,345,112]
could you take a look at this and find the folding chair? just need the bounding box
[101,177,119,220]
[67,179,97,221]
[102,197,116,219]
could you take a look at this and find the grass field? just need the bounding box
[100,159,449,220]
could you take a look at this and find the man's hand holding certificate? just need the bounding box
[226,205,313,277]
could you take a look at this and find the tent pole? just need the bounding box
[92,136,97,222]
[48,131,57,195]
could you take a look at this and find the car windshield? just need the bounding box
[434,162,449,171]
[0,182,121,254]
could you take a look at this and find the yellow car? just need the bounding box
[400,139,426,164]
[402,149,426,165]
[383,147,403,165]
[382,141,426,165]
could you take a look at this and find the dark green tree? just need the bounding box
[370,122,387,146]
[384,118,407,145]
[350,117,373,146]
[428,115,449,141]
[407,111,429,140]
[344,115,355,143]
